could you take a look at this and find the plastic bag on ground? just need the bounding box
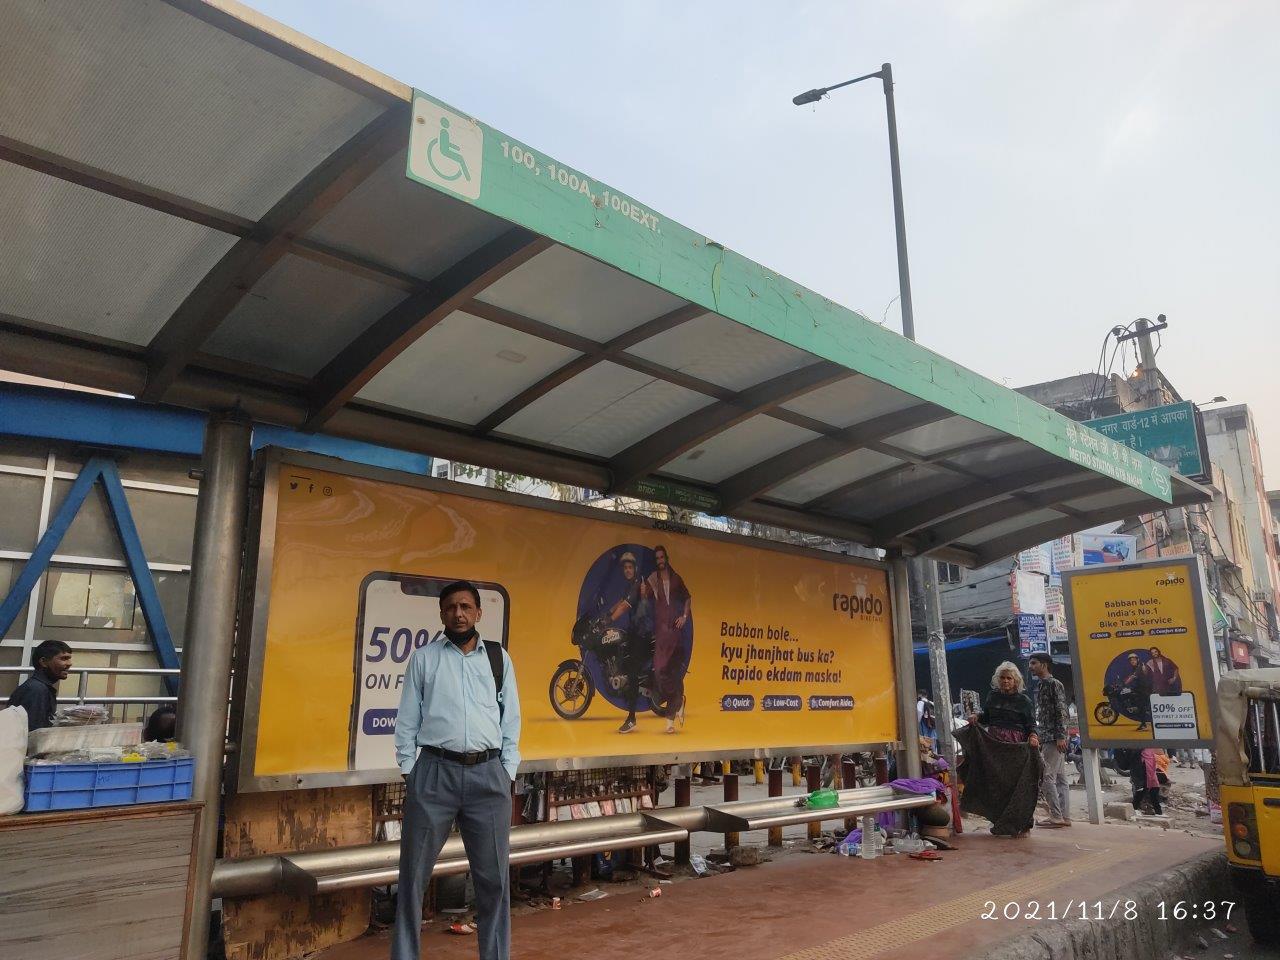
[0,706,28,814]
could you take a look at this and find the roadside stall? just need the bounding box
[0,2,1209,958]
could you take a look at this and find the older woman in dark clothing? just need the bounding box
[964,661,1041,837]
[973,662,1040,748]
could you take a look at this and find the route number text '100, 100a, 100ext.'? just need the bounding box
[498,141,660,233]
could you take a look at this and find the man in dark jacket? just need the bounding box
[8,640,73,731]
[1030,652,1071,826]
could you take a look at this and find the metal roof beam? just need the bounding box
[972,501,1162,566]
[0,135,436,299]
[715,404,955,513]
[140,104,410,401]
[607,363,852,493]
[910,476,1118,555]
[802,436,1017,513]
[872,463,1088,543]
[0,134,256,236]
[469,303,706,435]
[306,230,552,427]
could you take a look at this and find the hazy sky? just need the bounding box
[253,0,1280,482]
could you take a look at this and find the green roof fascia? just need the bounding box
[405,89,1172,503]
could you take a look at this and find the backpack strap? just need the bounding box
[483,640,505,720]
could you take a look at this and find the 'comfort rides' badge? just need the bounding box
[407,94,483,201]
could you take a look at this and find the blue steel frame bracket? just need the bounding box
[0,457,181,694]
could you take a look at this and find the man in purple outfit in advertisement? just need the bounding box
[1144,646,1182,696]
[646,544,691,734]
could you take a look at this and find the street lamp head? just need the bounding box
[792,88,825,106]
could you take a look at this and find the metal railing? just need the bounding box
[212,783,937,898]
[0,665,178,723]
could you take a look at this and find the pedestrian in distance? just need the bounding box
[392,581,521,960]
[1028,652,1071,827]
[7,640,72,731]
[964,661,1040,838]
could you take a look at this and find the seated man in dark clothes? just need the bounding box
[143,704,177,742]
[8,640,73,731]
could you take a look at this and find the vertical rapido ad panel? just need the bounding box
[233,451,900,791]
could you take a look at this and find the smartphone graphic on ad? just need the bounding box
[349,573,510,773]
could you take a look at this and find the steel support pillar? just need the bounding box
[1083,748,1105,825]
[178,413,251,960]
[842,758,859,833]
[805,764,822,840]
[723,773,740,851]
[889,558,922,779]
[767,768,783,847]
[674,774,691,865]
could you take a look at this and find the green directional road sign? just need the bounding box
[1085,401,1208,480]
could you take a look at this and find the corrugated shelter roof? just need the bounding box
[0,0,1209,565]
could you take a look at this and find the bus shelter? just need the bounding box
[0,2,1209,958]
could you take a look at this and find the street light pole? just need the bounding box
[793,63,914,341]
[879,63,915,343]
[794,65,956,790]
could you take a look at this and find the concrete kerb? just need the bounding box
[966,851,1229,960]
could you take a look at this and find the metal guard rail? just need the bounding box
[0,665,179,705]
[211,784,936,898]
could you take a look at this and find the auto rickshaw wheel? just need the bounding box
[1239,874,1280,944]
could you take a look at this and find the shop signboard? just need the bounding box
[1084,401,1209,481]
[1077,532,1137,565]
[233,452,901,791]
[1062,557,1217,748]
[1017,614,1048,657]
[1011,569,1047,616]
[1017,544,1051,576]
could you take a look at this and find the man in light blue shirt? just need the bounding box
[392,580,520,960]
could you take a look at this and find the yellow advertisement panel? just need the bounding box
[237,455,901,790]
[1064,557,1217,748]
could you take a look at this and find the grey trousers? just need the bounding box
[1040,742,1070,822]
[392,753,512,960]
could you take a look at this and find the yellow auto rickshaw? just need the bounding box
[1218,668,1280,942]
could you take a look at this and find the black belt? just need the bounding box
[423,745,500,765]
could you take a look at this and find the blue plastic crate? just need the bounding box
[23,757,194,811]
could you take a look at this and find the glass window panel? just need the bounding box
[0,560,29,641]
[149,571,190,647]
[0,474,44,551]
[47,570,91,620]
[0,437,54,470]
[116,452,201,490]
[123,488,197,565]
[50,481,121,559]
[86,571,136,627]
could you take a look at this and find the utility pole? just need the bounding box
[921,562,958,781]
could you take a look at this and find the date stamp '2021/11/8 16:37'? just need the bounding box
[981,901,1237,922]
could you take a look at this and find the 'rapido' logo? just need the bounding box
[1155,573,1186,587]
[832,573,886,620]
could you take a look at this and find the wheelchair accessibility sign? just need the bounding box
[408,93,483,201]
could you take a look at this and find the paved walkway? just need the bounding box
[317,821,1216,960]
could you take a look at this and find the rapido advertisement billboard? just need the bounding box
[1063,556,1218,749]
[233,453,902,791]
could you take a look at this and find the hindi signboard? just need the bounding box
[1084,401,1209,481]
